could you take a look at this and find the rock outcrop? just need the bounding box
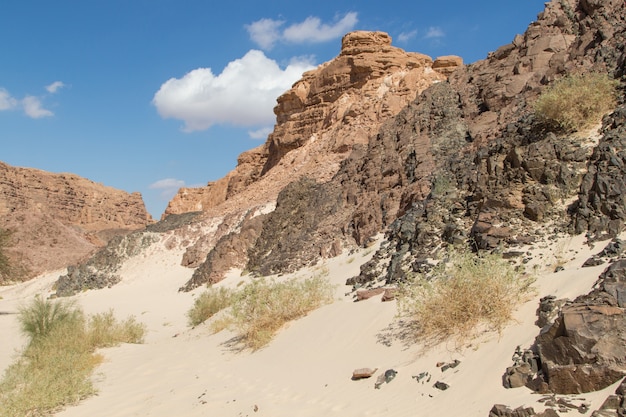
[165,31,462,290]
[0,161,152,282]
[534,260,626,394]
[164,31,458,217]
[344,0,626,286]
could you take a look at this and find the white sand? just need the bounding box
[0,233,622,416]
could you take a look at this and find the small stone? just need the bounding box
[434,381,449,391]
[352,368,378,380]
[384,369,397,383]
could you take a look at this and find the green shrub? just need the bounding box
[0,228,11,280]
[0,297,146,417]
[18,296,82,342]
[397,250,535,345]
[187,286,235,327]
[534,72,618,132]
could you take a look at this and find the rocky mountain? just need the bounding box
[21,0,626,410]
[164,31,460,218]
[0,161,152,283]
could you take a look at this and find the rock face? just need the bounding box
[0,161,152,282]
[574,106,626,240]
[170,0,626,289]
[342,0,626,286]
[163,31,461,290]
[164,31,457,218]
[534,260,626,394]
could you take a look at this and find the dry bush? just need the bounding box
[534,72,618,132]
[187,286,235,327]
[397,250,535,345]
[224,275,334,350]
[87,310,146,347]
[0,298,146,417]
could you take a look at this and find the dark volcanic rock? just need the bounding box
[246,177,344,276]
[534,261,626,394]
[55,232,159,297]
[574,105,626,240]
[180,213,266,291]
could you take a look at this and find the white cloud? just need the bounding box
[46,81,66,94]
[149,178,186,200]
[246,12,358,50]
[22,96,53,118]
[283,12,358,44]
[245,18,285,50]
[0,88,18,111]
[397,30,418,43]
[425,26,445,39]
[248,126,273,140]
[153,50,316,132]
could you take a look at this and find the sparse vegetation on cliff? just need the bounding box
[190,274,334,350]
[0,297,146,417]
[534,72,618,132]
[0,228,12,281]
[397,250,535,345]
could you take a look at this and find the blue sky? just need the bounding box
[0,1,546,218]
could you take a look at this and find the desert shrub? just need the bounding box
[221,275,334,350]
[534,72,618,132]
[18,296,82,342]
[0,228,11,280]
[397,250,535,345]
[0,297,146,417]
[87,310,146,347]
[187,286,235,327]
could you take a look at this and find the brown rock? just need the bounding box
[352,368,378,380]
[536,298,626,394]
[433,55,463,76]
[0,161,152,282]
[164,30,445,217]
[356,288,385,301]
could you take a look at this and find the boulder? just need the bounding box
[535,264,626,394]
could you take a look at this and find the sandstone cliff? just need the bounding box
[164,31,460,218]
[0,161,152,282]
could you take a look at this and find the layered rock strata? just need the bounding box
[165,31,459,217]
[0,161,152,282]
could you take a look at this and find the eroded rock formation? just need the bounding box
[164,31,459,217]
[0,161,152,282]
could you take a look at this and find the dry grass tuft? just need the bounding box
[0,297,146,417]
[228,276,335,350]
[191,274,335,350]
[397,250,535,345]
[187,286,235,327]
[534,72,618,132]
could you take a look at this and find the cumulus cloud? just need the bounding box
[149,178,186,200]
[0,88,17,111]
[425,26,445,39]
[283,12,358,44]
[245,18,285,50]
[45,81,66,94]
[22,96,53,118]
[246,12,358,50]
[0,83,63,118]
[153,50,315,133]
[397,30,418,43]
[248,126,273,140]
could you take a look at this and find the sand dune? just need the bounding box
[0,234,621,416]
